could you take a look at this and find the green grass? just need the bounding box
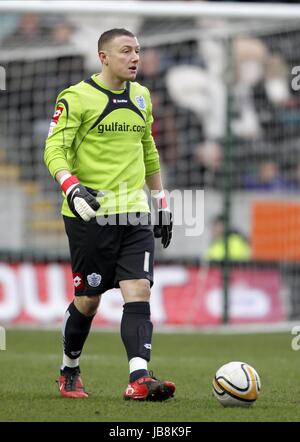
[0,329,299,422]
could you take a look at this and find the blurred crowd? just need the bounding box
[1,1,300,192]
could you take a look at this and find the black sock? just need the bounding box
[62,301,94,360]
[130,369,149,383]
[120,301,153,380]
[61,366,80,374]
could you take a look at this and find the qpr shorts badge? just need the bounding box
[87,272,102,287]
[135,95,146,110]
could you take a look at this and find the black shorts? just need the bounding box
[63,213,154,296]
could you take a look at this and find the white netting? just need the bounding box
[1,2,300,318]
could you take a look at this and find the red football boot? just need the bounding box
[124,372,175,401]
[57,366,88,398]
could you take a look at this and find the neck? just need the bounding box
[98,72,126,91]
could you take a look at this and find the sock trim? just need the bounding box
[62,354,79,369]
[129,357,148,373]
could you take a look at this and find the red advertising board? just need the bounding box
[0,263,285,327]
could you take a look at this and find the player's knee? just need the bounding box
[120,279,151,302]
[75,295,100,316]
[142,280,151,298]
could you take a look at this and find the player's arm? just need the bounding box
[143,89,173,248]
[142,89,160,180]
[44,89,79,177]
[44,90,100,222]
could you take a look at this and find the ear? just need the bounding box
[99,50,108,65]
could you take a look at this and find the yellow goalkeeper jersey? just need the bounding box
[44,74,160,216]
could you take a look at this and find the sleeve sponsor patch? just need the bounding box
[48,105,64,136]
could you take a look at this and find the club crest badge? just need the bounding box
[87,273,102,287]
[135,95,146,110]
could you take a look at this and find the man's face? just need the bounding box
[212,221,224,240]
[100,35,140,82]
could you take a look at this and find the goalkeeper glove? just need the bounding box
[60,174,100,222]
[153,191,173,249]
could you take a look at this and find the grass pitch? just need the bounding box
[0,329,299,422]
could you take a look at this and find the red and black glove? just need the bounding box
[60,174,100,222]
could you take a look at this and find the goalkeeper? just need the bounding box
[44,28,175,401]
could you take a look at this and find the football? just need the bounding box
[212,361,261,407]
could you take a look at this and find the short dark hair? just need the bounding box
[98,28,135,52]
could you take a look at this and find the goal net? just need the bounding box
[1,1,300,324]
